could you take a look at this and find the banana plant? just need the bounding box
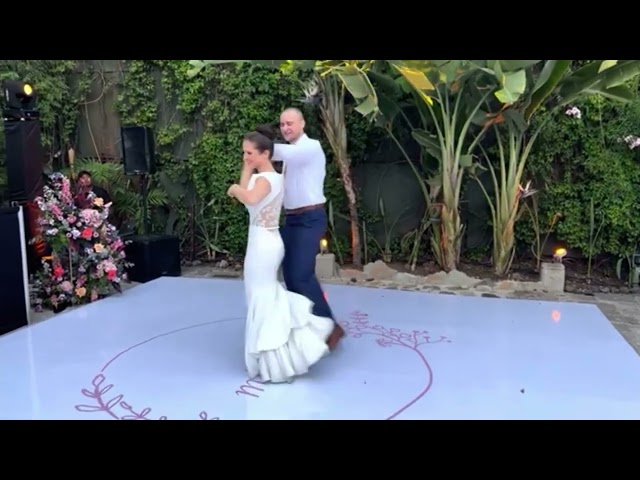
[188,60,639,133]
[475,60,640,127]
[362,61,539,271]
[341,61,543,271]
[469,60,640,276]
[186,60,640,274]
[303,73,363,265]
[410,75,497,271]
[472,118,542,276]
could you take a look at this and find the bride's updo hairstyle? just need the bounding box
[244,124,276,159]
[244,123,283,173]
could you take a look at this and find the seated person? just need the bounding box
[75,170,111,209]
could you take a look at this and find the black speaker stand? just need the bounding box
[140,173,150,235]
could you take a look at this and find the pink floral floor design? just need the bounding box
[74,310,451,420]
[75,373,219,420]
[341,310,452,420]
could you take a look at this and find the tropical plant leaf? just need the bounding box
[495,70,527,105]
[412,129,442,162]
[524,60,572,121]
[598,60,618,73]
[586,84,635,102]
[499,60,542,71]
[557,60,640,106]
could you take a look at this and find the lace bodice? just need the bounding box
[246,172,284,230]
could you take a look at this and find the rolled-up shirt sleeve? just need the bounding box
[273,140,318,166]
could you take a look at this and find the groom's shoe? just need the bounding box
[327,324,345,351]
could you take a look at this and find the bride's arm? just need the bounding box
[239,163,254,189]
[230,177,272,206]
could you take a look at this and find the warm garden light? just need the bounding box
[320,238,328,254]
[553,248,567,262]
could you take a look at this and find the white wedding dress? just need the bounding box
[242,171,334,383]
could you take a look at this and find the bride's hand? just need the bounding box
[227,184,240,198]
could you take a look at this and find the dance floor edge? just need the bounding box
[1,276,640,420]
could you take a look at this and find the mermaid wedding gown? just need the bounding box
[243,171,334,383]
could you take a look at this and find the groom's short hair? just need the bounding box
[282,107,304,121]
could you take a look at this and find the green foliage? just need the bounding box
[116,61,371,256]
[523,93,640,258]
[0,61,91,152]
[0,60,92,192]
[6,58,640,279]
[59,158,169,234]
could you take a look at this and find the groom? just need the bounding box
[273,108,344,351]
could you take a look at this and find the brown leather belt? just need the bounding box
[285,203,325,215]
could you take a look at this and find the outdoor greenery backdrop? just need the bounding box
[1,60,639,287]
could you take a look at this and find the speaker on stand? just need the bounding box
[120,125,181,283]
[2,80,48,276]
[0,206,32,336]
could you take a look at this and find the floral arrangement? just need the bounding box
[31,172,132,311]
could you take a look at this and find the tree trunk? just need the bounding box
[431,202,462,272]
[336,158,362,267]
[337,158,361,266]
[316,73,361,266]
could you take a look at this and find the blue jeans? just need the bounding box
[280,207,335,322]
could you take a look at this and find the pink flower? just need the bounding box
[51,204,63,219]
[33,172,129,310]
[80,209,101,228]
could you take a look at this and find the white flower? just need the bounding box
[565,106,582,119]
[623,135,640,150]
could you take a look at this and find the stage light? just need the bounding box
[3,80,37,114]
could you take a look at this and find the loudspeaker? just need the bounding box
[3,118,47,274]
[124,234,181,283]
[121,125,156,176]
[0,206,31,336]
[3,118,45,204]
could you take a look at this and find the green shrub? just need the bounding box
[523,94,640,259]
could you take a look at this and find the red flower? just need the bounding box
[81,227,93,240]
[53,266,64,278]
[107,269,117,281]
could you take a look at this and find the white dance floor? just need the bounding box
[1,276,640,420]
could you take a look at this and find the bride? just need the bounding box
[226,126,335,384]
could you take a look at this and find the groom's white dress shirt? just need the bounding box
[273,134,326,211]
